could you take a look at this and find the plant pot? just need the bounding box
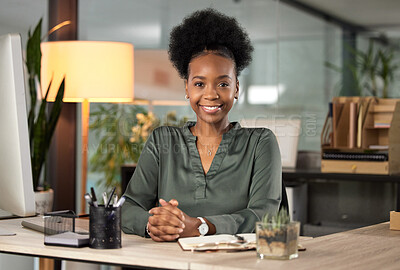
[34,189,54,215]
[256,221,300,260]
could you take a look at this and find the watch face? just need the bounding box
[199,223,208,235]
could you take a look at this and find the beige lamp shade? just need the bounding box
[41,41,134,102]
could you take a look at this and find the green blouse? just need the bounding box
[121,121,282,236]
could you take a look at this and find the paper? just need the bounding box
[178,233,256,251]
[369,145,389,150]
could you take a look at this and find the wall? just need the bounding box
[79,1,343,198]
[79,1,400,236]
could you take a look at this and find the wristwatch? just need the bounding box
[145,223,151,238]
[197,217,209,236]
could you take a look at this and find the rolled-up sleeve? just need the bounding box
[122,132,159,236]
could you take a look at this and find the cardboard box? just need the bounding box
[390,211,400,230]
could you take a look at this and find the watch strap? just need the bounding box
[145,223,151,238]
[197,217,206,225]
[197,217,209,236]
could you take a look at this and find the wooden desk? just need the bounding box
[191,222,400,270]
[0,217,399,269]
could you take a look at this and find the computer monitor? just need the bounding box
[0,33,36,217]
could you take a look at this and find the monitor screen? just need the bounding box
[0,33,35,217]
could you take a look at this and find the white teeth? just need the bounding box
[203,106,219,110]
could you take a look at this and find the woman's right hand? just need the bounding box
[147,199,186,242]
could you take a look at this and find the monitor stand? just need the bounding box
[0,209,15,219]
[0,209,17,235]
[0,226,16,236]
[0,208,38,220]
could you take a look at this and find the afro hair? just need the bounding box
[168,8,253,79]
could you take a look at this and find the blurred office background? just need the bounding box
[1,0,400,269]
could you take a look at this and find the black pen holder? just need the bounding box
[89,205,121,249]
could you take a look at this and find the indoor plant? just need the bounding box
[89,105,187,196]
[26,19,66,213]
[326,40,399,98]
[89,104,155,195]
[256,208,300,260]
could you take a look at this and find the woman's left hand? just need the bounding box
[147,199,186,242]
[158,199,215,238]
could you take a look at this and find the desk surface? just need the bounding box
[0,217,399,270]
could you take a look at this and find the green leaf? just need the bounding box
[27,77,37,148]
[262,207,290,226]
[31,81,49,189]
[46,78,65,147]
[26,18,42,79]
[324,61,342,73]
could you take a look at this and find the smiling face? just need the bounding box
[185,53,239,128]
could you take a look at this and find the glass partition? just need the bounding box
[78,0,354,195]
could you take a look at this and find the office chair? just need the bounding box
[280,180,290,214]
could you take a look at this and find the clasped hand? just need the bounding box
[147,198,199,242]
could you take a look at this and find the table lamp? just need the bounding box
[41,41,134,213]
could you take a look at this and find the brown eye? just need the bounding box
[194,82,204,87]
[218,82,229,87]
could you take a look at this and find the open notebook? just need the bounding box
[178,233,256,252]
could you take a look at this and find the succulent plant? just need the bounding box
[262,207,290,229]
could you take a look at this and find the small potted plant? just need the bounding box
[256,208,300,260]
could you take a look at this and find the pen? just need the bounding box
[106,187,116,208]
[115,196,126,208]
[109,195,122,220]
[113,195,118,207]
[90,187,98,207]
[102,192,108,206]
[84,193,93,206]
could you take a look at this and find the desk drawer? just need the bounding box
[321,160,389,175]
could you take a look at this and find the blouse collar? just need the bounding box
[182,121,241,142]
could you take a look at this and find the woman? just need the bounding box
[122,8,282,242]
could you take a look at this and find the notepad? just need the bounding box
[21,219,45,233]
[44,231,89,247]
[178,233,256,251]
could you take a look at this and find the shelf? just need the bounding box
[321,146,388,153]
[369,105,396,113]
[364,126,390,130]
[369,145,389,150]
[322,97,400,175]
